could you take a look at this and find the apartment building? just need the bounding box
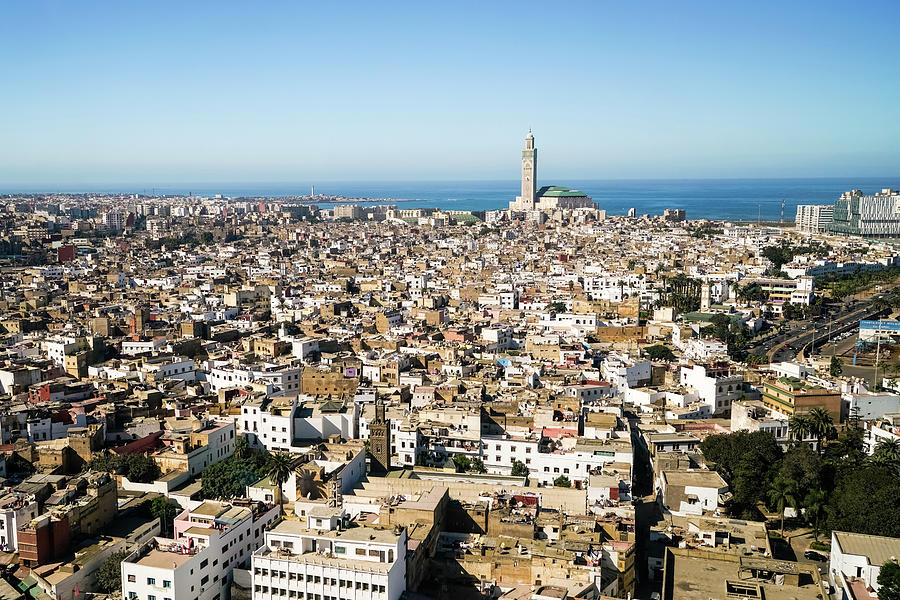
[251,516,407,600]
[761,377,842,421]
[795,204,834,233]
[122,501,280,600]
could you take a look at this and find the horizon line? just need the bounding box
[2,174,899,195]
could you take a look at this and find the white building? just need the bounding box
[602,354,650,390]
[795,204,834,233]
[481,327,513,351]
[122,337,167,356]
[251,516,407,600]
[679,364,744,416]
[0,493,38,551]
[829,530,900,598]
[122,501,280,600]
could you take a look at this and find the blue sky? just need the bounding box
[1,0,898,186]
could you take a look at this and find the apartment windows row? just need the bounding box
[127,577,172,588]
[127,594,171,600]
[255,583,386,595]
[254,571,387,590]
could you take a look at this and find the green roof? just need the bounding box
[537,186,589,198]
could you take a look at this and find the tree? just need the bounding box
[201,231,215,245]
[877,560,900,600]
[807,408,836,454]
[150,496,178,537]
[126,454,161,483]
[830,356,844,376]
[872,438,900,471]
[266,452,295,513]
[701,431,783,518]
[779,445,822,491]
[234,435,250,460]
[803,488,827,541]
[768,475,798,537]
[469,458,486,474]
[554,475,571,488]
[827,466,900,538]
[548,301,567,315]
[644,344,676,362]
[511,460,529,478]
[96,550,129,593]
[201,448,270,500]
[788,413,812,445]
[452,454,472,473]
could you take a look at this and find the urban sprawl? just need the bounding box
[0,136,899,600]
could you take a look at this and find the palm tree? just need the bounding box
[788,413,811,445]
[768,475,799,537]
[266,452,294,515]
[803,488,827,540]
[873,438,900,466]
[806,408,835,454]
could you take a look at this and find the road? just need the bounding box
[746,300,881,364]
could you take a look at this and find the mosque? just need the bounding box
[509,132,596,212]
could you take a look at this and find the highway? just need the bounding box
[746,300,885,364]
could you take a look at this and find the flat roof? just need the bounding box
[270,520,402,544]
[136,548,195,569]
[192,501,228,518]
[667,550,824,600]
[662,470,727,488]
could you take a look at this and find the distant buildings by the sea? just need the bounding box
[796,188,900,237]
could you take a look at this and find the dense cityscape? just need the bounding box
[0,132,897,600]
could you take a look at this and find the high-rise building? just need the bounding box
[829,189,900,237]
[795,204,834,233]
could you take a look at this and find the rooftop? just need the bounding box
[833,530,900,566]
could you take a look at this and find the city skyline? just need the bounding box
[2,0,899,186]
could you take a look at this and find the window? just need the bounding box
[200,559,208,568]
[356,548,366,556]
[129,594,137,599]
[149,596,156,600]
[201,575,209,585]
[127,575,136,583]
[334,546,346,554]
[147,578,156,586]
[163,581,171,589]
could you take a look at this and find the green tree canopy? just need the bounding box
[644,344,676,362]
[511,460,529,478]
[878,560,900,600]
[201,448,270,500]
[150,496,178,537]
[96,550,129,593]
[701,431,783,518]
[554,475,571,488]
[827,466,900,538]
[452,454,472,473]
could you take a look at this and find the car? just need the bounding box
[804,550,827,561]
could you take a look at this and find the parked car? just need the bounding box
[804,550,827,561]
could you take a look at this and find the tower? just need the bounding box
[369,400,391,475]
[520,131,537,209]
[700,283,711,312]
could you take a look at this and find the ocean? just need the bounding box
[5,177,898,221]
